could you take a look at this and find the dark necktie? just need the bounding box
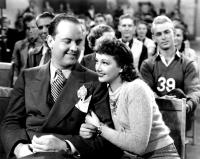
[50,69,66,104]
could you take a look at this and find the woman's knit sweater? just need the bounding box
[107,79,173,155]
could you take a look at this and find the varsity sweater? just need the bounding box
[140,53,200,113]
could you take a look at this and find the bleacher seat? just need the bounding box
[0,62,14,87]
[0,86,13,159]
[156,97,186,159]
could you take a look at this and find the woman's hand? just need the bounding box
[79,123,97,138]
[80,111,101,138]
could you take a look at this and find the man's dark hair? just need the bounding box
[48,13,80,37]
[119,14,135,25]
[22,12,35,27]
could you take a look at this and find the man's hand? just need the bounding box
[31,135,67,153]
[14,143,34,158]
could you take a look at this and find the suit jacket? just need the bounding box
[12,38,42,76]
[119,38,148,72]
[80,53,96,72]
[1,62,122,159]
[27,45,51,68]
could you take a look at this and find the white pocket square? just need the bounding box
[75,95,92,113]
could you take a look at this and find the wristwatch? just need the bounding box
[96,123,103,136]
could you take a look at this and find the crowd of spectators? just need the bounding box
[0,0,197,85]
[0,1,190,63]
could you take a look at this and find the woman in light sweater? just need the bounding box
[135,20,156,57]
[79,37,180,159]
[174,24,196,62]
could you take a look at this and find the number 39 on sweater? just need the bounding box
[157,77,176,92]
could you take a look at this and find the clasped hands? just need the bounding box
[80,111,102,139]
[14,135,67,158]
[14,111,102,158]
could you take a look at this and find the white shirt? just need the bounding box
[50,62,71,83]
[158,51,180,67]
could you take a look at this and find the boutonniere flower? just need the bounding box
[77,85,87,101]
[75,85,92,113]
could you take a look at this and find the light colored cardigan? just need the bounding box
[105,79,173,155]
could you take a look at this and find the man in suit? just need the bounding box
[12,13,42,78]
[27,12,55,68]
[118,14,148,72]
[81,24,115,71]
[1,14,122,159]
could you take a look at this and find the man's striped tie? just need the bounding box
[50,69,66,104]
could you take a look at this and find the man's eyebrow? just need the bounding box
[62,38,71,40]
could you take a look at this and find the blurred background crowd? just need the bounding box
[0,0,199,63]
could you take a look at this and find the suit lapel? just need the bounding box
[35,46,43,65]
[29,62,51,115]
[43,63,86,128]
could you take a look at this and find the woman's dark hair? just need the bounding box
[95,37,139,82]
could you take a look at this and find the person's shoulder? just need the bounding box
[142,54,157,65]
[83,80,108,96]
[133,38,143,47]
[15,39,25,46]
[15,38,29,50]
[29,45,43,55]
[78,63,98,80]
[178,53,198,71]
[187,48,196,59]
[82,53,96,62]
[23,63,48,76]
[125,79,154,96]
[88,81,107,89]
[133,38,142,45]
[180,53,195,64]
[188,48,196,54]
[15,65,45,84]
[145,38,156,46]
[126,79,149,89]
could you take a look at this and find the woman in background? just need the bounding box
[136,20,156,57]
[80,37,180,159]
[174,24,196,62]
